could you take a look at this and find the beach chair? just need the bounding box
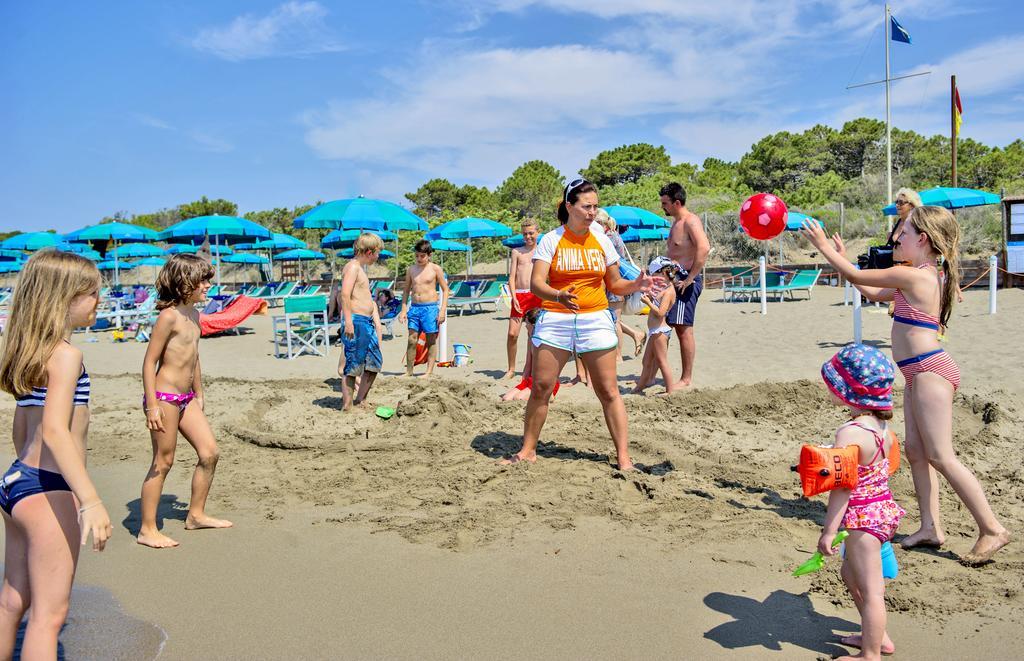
[380,298,402,338]
[727,272,783,302]
[272,295,329,359]
[449,280,505,315]
[264,281,299,307]
[766,269,822,301]
[445,281,478,314]
[207,285,221,297]
[722,267,755,302]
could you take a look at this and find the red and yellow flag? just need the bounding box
[954,87,963,135]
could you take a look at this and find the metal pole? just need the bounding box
[854,288,863,344]
[951,75,958,187]
[215,235,222,287]
[758,255,767,315]
[989,254,997,314]
[839,202,845,236]
[885,4,894,233]
[114,240,120,287]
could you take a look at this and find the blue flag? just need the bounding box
[890,15,912,44]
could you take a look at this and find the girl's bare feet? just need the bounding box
[961,529,1011,566]
[185,514,234,530]
[137,529,180,549]
[900,527,945,549]
[840,633,895,655]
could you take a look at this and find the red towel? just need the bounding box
[200,296,268,336]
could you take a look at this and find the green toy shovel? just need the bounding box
[375,406,396,420]
[792,531,849,577]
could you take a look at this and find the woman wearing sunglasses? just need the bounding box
[500,179,660,472]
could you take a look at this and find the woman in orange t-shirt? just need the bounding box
[500,179,659,472]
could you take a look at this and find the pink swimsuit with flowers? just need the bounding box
[841,421,906,543]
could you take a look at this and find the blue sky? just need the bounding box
[2,1,1022,233]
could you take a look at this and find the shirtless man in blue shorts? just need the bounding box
[661,182,710,389]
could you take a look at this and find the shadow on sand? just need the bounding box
[704,589,857,657]
[121,494,188,536]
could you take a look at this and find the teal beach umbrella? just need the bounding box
[159,216,271,285]
[321,229,398,249]
[1,232,61,251]
[425,218,512,275]
[65,222,159,285]
[603,205,670,228]
[882,187,1001,215]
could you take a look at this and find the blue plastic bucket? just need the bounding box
[840,539,899,579]
[453,343,471,367]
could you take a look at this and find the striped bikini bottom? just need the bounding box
[896,349,960,392]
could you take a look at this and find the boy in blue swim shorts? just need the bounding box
[339,233,385,410]
[398,239,449,377]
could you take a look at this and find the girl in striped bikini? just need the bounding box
[803,206,1010,565]
[0,251,112,658]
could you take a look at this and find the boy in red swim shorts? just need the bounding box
[504,219,542,379]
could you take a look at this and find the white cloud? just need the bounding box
[132,115,234,153]
[302,3,1024,190]
[190,1,345,61]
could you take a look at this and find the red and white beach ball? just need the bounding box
[739,193,788,241]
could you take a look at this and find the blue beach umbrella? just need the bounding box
[424,239,469,271]
[0,249,24,262]
[65,222,160,285]
[294,197,426,232]
[159,215,271,286]
[1,232,61,251]
[97,260,136,271]
[76,249,103,262]
[253,233,306,251]
[159,215,272,244]
[222,252,270,265]
[276,248,326,281]
[165,244,198,255]
[131,257,168,267]
[603,205,670,229]
[321,229,398,250]
[785,212,824,232]
[0,262,24,274]
[426,218,512,275]
[502,233,546,249]
[276,248,326,261]
[882,186,1001,215]
[112,243,165,258]
[54,241,94,254]
[619,227,669,243]
[70,222,159,244]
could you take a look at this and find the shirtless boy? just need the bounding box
[339,233,384,410]
[504,219,542,379]
[398,239,449,377]
[660,182,711,389]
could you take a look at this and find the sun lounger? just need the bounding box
[263,281,299,307]
[725,272,783,302]
[765,269,821,301]
[201,295,268,336]
[448,280,506,315]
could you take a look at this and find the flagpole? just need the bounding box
[885,3,893,233]
[951,75,958,187]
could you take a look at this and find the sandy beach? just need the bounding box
[2,283,1021,660]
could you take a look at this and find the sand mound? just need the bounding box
[46,373,1023,623]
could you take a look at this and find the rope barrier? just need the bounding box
[961,267,992,290]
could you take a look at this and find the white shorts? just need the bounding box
[531,310,618,354]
